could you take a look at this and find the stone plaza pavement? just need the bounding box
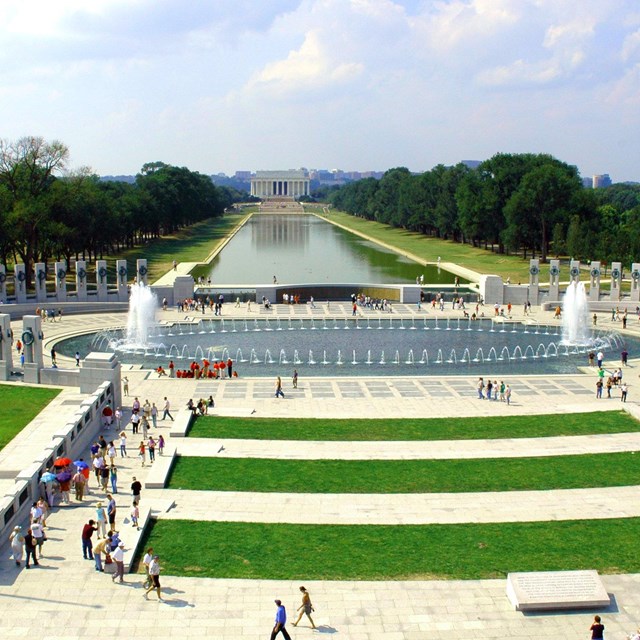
[1,305,640,639]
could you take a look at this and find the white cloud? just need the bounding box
[621,28,640,61]
[248,30,363,94]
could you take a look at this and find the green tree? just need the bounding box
[0,137,69,282]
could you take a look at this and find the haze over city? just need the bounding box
[1,0,638,182]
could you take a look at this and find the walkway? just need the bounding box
[1,303,640,639]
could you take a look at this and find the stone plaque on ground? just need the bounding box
[506,570,610,611]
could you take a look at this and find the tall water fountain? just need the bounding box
[125,282,158,346]
[562,281,591,345]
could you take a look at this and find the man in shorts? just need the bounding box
[144,555,163,601]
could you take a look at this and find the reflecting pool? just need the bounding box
[190,214,463,285]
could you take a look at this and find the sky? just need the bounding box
[0,0,639,182]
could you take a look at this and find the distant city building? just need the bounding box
[592,174,612,188]
[250,170,310,198]
[582,177,593,189]
[234,171,252,180]
[461,160,481,169]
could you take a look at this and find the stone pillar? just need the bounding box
[75,260,88,302]
[116,259,129,302]
[35,262,48,303]
[479,275,504,306]
[528,259,540,305]
[0,313,13,381]
[631,263,640,302]
[96,260,108,301]
[173,275,194,307]
[22,315,44,384]
[610,261,622,301]
[0,264,6,303]
[549,260,560,301]
[55,261,67,302]
[569,260,581,283]
[589,261,601,301]
[80,352,122,409]
[136,258,148,286]
[14,264,27,303]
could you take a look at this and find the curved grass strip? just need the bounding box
[136,517,640,580]
[188,411,638,441]
[0,385,60,451]
[168,451,640,493]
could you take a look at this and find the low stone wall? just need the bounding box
[0,380,117,537]
[144,446,177,489]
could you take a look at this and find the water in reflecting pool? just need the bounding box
[190,214,462,285]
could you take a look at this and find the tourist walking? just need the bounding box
[73,469,86,501]
[110,466,118,493]
[621,383,628,402]
[31,520,45,558]
[142,547,154,588]
[122,377,129,396]
[275,376,285,399]
[162,397,174,421]
[292,369,298,389]
[158,434,165,456]
[151,403,158,429]
[111,541,126,583]
[505,384,512,405]
[107,494,117,533]
[95,502,107,538]
[477,377,484,399]
[131,501,140,529]
[119,431,127,457]
[293,586,316,629]
[131,477,142,503]
[9,526,25,566]
[23,528,38,568]
[144,555,163,601]
[139,441,146,467]
[270,599,292,640]
[148,437,156,463]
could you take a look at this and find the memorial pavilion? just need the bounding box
[250,170,310,198]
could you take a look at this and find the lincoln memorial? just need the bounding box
[250,170,310,198]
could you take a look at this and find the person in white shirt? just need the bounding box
[144,555,163,601]
[111,541,125,583]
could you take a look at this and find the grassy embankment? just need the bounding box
[167,451,640,494]
[113,212,253,283]
[188,411,637,441]
[133,410,640,580]
[0,385,61,451]
[139,518,640,580]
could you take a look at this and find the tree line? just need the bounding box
[327,153,640,266]
[0,137,242,284]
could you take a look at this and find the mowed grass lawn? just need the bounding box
[167,451,640,493]
[112,212,251,283]
[189,411,639,441]
[0,385,61,450]
[315,209,533,282]
[137,517,640,580]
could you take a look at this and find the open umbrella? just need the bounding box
[73,460,89,470]
[40,472,56,483]
[56,471,73,482]
[53,457,72,467]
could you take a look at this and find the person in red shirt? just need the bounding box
[82,519,97,559]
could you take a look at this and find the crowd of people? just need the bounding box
[476,377,513,404]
